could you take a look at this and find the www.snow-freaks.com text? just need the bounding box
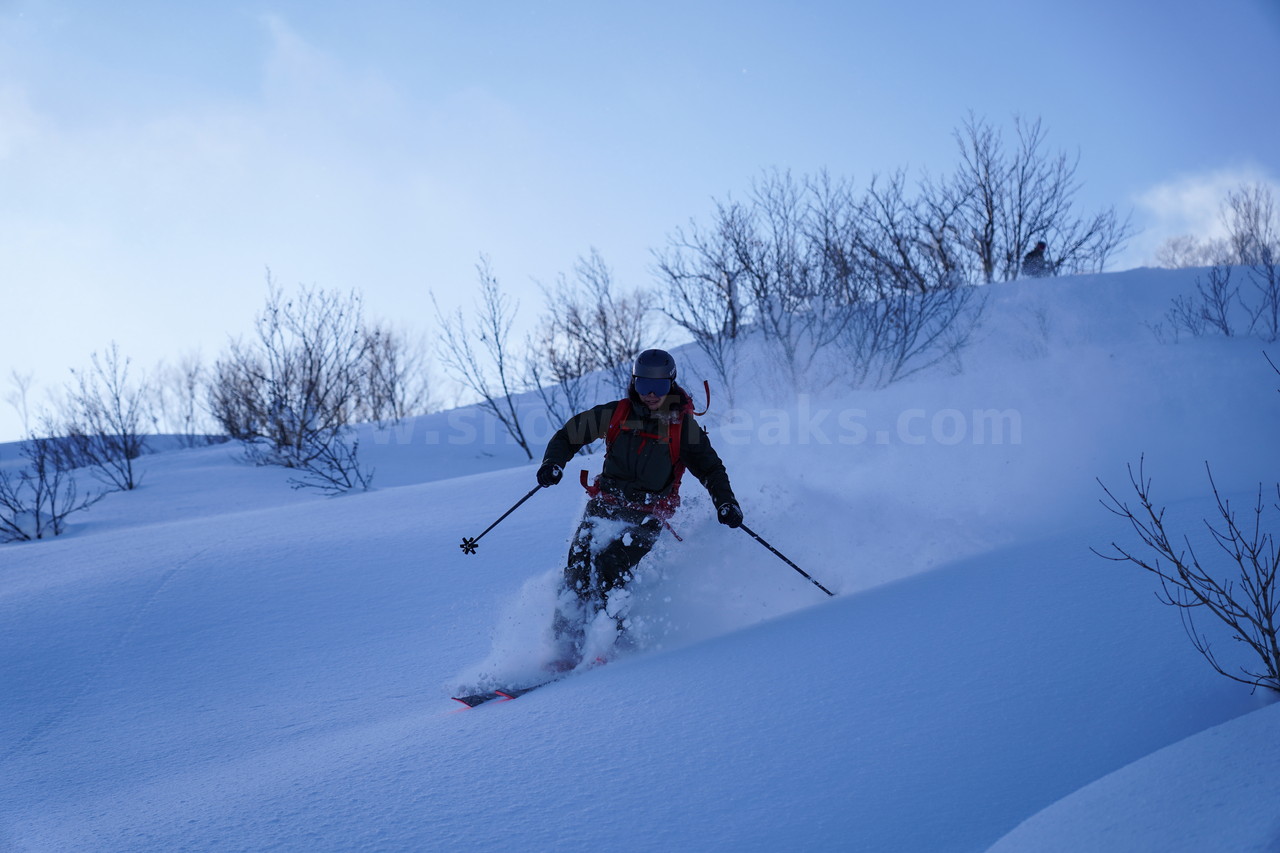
[371,399,1023,449]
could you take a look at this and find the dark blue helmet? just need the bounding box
[632,349,677,380]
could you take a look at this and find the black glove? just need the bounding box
[716,501,743,529]
[536,462,563,488]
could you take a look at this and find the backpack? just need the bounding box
[578,396,689,521]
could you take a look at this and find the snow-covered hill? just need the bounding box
[1,268,1277,851]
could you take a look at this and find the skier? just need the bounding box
[1022,241,1051,278]
[535,348,742,668]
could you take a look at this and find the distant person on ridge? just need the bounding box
[535,348,741,669]
[1022,241,1051,278]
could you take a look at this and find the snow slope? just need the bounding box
[989,701,1280,852]
[1,268,1277,851]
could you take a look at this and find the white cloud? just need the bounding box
[1122,166,1280,266]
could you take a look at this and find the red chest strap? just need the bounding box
[606,398,682,466]
[578,399,687,516]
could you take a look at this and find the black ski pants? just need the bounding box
[562,498,663,605]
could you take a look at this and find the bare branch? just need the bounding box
[1096,457,1280,691]
[432,257,532,459]
[0,424,104,542]
[207,275,375,493]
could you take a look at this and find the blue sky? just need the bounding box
[1,0,1278,440]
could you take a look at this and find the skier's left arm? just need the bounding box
[681,418,742,527]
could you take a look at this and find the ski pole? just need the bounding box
[460,485,542,554]
[739,523,836,597]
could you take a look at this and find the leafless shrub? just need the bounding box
[656,167,984,392]
[656,171,859,390]
[1166,264,1241,339]
[1227,185,1280,342]
[949,113,1132,282]
[433,257,532,459]
[1157,183,1274,343]
[559,249,653,390]
[1224,183,1278,268]
[1097,456,1280,693]
[151,351,225,448]
[282,433,371,496]
[1154,234,1230,269]
[56,343,151,491]
[208,278,374,493]
[359,324,434,425]
[839,285,985,388]
[653,205,746,398]
[0,426,104,542]
[655,113,1121,388]
[1153,183,1279,342]
[5,370,35,437]
[1247,259,1280,343]
[529,248,655,426]
[733,170,856,388]
[852,169,965,294]
[526,320,596,437]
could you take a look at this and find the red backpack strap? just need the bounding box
[667,415,683,467]
[606,398,630,446]
[582,399,633,498]
[665,400,689,482]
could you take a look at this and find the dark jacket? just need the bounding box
[1022,246,1049,277]
[541,385,736,508]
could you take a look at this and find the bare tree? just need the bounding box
[359,324,434,425]
[283,431,373,495]
[1225,184,1280,342]
[950,113,1132,282]
[733,170,853,387]
[1224,183,1278,267]
[799,170,983,386]
[56,343,151,491]
[151,351,225,447]
[1151,183,1279,342]
[951,113,1006,284]
[1246,258,1280,343]
[914,169,973,284]
[653,205,748,397]
[0,424,104,542]
[5,370,35,437]
[657,167,984,392]
[851,170,966,294]
[666,170,873,390]
[547,248,654,391]
[837,286,985,389]
[525,249,654,433]
[525,321,596,440]
[433,257,532,459]
[1154,234,1230,269]
[1097,456,1280,692]
[208,278,374,493]
[1166,264,1241,339]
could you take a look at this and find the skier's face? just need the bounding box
[633,376,671,410]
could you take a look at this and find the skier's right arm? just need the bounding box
[540,403,617,471]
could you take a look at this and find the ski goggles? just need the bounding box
[633,376,672,398]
